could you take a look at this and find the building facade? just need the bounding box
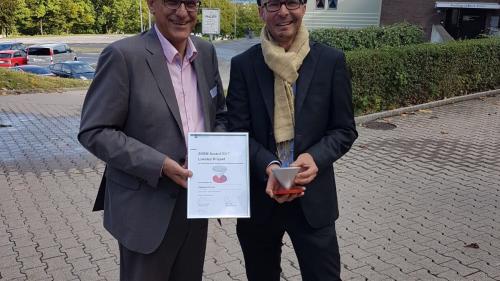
[380,0,500,39]
[303,0,383,29]
[303,0,500,40]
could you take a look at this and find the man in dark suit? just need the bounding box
[78,0,226,280]
[226,0,357,279]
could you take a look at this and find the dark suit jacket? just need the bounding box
[78,29,226,254]
[226,42,357,228]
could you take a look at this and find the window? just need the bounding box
[491,16,499,28]
[28,48,51,56]
[52,64,63,72]
[14,51,22,57]
[316,0,337,10]
[62,64,71,73]
[53,45,67,54]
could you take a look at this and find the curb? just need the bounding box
[355,88,500,125]
[0,87,89,96]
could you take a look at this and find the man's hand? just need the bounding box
[162,157,192,188]
[265,164,304,204]
[291,153,318,186]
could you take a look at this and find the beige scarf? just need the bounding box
[261,24,310,160]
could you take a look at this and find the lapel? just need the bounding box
[144,29,184,139]
[191,38,212,131]
[254,46,275,126]
[295,42,319,116]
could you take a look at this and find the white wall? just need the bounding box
[303,0,382,29]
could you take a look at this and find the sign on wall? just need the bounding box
[202,8,221,35]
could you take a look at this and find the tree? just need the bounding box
[0,0,28,36]
[236,3,263,38]
[20,0,48,35]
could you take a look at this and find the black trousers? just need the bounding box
[119,190,208,281]
[237,201,341,281]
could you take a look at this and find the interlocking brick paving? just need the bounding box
[1,91,499,280]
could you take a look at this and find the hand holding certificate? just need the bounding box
[187,133,250,218]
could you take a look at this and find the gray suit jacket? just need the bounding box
[78,29,226,254]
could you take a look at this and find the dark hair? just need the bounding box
[256,0,307,7]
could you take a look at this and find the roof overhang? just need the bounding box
[436,2,500,9]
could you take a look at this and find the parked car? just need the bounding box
[48,61,95,80]
[10,65,55,76]
[0,42,26,51]
[26,43,77,66]
[0,50,28,67]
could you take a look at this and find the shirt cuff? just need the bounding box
[267,160,281,169]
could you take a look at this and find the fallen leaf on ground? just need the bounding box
[440,131,449,134]
[464,243,479,249]
[418,109,433,113]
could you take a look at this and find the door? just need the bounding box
[461,9,486,39]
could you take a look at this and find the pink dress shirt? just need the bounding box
[155,25,205,148]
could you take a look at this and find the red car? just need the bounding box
[0,50,28,67]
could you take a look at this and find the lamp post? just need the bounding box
[148,11,152,29]
[139,0,144,32]
[234,3,237,38]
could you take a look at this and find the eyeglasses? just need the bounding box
[262,0,303,12]
[163,0,200,12]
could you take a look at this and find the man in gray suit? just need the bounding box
[78,0,226,280]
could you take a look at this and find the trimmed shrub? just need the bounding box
[310,23,425,52]
[346,37,500,115]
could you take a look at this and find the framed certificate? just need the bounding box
[187,132,250,218]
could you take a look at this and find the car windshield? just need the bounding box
[0,44,13,51]
[0,53,11,58]
[71,63,94,74]
[28,48,51,56]
[23,67,52,74]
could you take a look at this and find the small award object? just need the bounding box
[272,167,303,195]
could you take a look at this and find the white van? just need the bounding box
[26,43,77,66]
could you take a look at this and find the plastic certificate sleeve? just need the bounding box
[187,132,250,218]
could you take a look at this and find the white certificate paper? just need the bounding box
[187,132,250,218]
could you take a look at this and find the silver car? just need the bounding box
[26,43,77,66]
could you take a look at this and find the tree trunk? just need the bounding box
[40,19,43,35]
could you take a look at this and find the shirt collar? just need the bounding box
[154,24,198,64]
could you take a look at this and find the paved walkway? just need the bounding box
[0,91,499,281]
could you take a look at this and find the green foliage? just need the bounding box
[8,0,261,36]
[347,37,500,115]
[235,4,263,38]
[16,0,96,35]
[310,23,425,52]
[0,0,29,36]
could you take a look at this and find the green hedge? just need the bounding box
[347,37,500,115]
[310,23,424,52]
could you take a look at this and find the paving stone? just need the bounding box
[22,266,51,280]
[1,89,499,281]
